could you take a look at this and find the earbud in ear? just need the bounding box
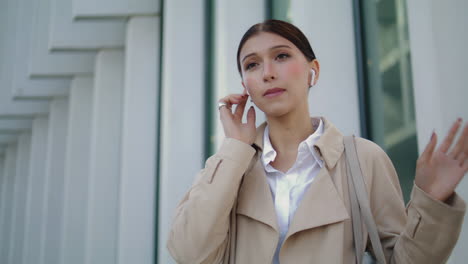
[310,69,316,87]
[244,88,253,102]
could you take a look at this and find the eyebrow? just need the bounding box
[241,45,292,63]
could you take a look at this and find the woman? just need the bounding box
[167,19,467,264]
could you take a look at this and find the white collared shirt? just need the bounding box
[262,118,324,264]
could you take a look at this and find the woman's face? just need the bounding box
[239,32,318,117]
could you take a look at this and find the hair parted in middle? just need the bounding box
[236,19,317,76]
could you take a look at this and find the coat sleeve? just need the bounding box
[355,138,466,264]
[166,138,256,264]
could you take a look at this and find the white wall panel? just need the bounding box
[12,0,70,99]
[29,0,96,76]
[72,0,159,18]
[10,133,31,264]
[407,1,443,150]
[23,117,49,264]
[159,1,206,263]
[0,120,32,132]
[0,155,7,262]
[42,99,69,264]
[0,135,18,145]
[0,144,17,263]
[118,17,158,264]
[87,50,124,264]
[61,77,93,264]
[0,0,53,113]
[49,0,126,50]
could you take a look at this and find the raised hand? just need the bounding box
[218,93,256,145]
[415,119,468,202]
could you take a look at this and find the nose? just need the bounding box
[262,62,276,82]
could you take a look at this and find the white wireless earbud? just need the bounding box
[310,69,316,87]
[244,88,254,103]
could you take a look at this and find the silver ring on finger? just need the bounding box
[218,101,228,110]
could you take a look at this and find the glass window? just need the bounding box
[359,0,417,202]
[268,0,291,21]
[268,0,417,201]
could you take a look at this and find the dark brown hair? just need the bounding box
[236,19,316,75]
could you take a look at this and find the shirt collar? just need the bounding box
[253,117,344,170]
[305,119,324,168]
[261,118,325,169]
[261,125,277,167]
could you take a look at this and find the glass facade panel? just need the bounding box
[360,0,417,202]
[269,0,417,201]
[269,0,291,21]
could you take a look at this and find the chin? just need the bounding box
[260,104,292,119]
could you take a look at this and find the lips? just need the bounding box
[263,88,286,98]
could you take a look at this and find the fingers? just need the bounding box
[218,94,249,123]
[462,158,468,173]
[457,152,466,166]
[234,95,248,121]
[218,93,247,108]
[247,106,256,127]
[419,131,437,163]
[219,103,232,123]
[451,123,468,160]
[439,118,462,154]
[463,124,468,167]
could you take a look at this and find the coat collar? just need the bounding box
[237,117,349,235]
[252,117,345,170]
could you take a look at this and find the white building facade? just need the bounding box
[0,0,466,263]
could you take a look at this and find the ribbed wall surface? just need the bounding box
[0,0,466,263]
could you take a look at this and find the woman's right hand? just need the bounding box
[218,93,257,145]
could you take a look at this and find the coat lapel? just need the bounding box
[236,160,279,232]
[285,167,349,238]
[236,123,279,232]
[287,119,349,238]
[236,118,349,236]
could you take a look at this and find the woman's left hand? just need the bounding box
[415,118,468,202]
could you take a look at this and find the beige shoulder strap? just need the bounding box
[344,135,386,264]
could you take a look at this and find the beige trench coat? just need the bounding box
[167,118,466,264]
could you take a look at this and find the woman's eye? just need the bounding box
[276,53,290,60]
[245,62,258,70]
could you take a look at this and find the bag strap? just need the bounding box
[344,135,386,264]
[346,148,364,263]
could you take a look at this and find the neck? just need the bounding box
[266,103,315,154]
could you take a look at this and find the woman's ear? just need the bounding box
[309,59,320,87]
[242,82,250,96]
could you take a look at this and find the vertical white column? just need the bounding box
[160,1,205,263]
[0,155,6,261]
[61,77,93,264]
[42,98,69,264]
[10,133,31,264]
[0,144,17,264]
[87,50,124,264]
[117,17,158,264]
[407,1,444,153]
[0,155,5,226]
[23,117,49,264]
